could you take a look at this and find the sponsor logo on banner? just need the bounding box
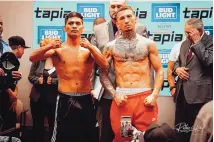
[152,3,180,22]
[159,49,171,68]
[133,8,147,19]
[204,26,213,36]
[183,7,213,19]
[77,3,104,22]
[34,7,71,21]
[148,31,183,44]
[37,26,65,44]
[157,23,172,29]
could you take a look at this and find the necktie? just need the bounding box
[187,49,192,62]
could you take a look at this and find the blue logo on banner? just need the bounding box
[77,3,105,22]
[37,26,65,44]
[204,26,213,36]
[152,3,180,22]
[159,49,171,68]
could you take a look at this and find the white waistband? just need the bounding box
[116,87,151,96]
[60,92,90,96]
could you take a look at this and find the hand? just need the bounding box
[45,38,62,49]
[0,68,5,76]
[114,94,128,107]
[39,74,43,84]
[188,28,201,44]
[90,89,96,99]
[80,38,91,49]
[176,67,189,81]
[47,76,52,84]
[144,94,157,107]
[170,88,176,96]
[12,71,22,80]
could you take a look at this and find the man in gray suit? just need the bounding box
[90,0,148,142]
[173,18,213,142]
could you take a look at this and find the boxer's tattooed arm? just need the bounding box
[99,44,117,98]
[100,68,117,98]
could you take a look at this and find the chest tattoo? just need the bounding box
[114,37,149,61]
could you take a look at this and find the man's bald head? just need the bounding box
[110,0,126,5]
[109,0,126,21]
[93,17,106,27]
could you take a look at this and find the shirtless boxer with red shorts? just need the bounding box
[100,6,164,142]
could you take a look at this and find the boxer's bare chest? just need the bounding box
[112,37,149,62]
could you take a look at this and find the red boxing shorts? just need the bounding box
[110,90,158,142]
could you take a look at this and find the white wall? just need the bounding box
[0,1,175,127]
[0,1,33,126]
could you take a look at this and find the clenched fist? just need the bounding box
[40,38,62,49]
[80,38,91,49]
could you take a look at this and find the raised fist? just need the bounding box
[80,38,91,49]
[40,38,62,49]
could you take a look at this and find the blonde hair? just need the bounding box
[40,38,62,47]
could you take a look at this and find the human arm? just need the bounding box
[190,29,213,67]
[167,45,179,95]
[172,43,190,81]
[81,38,108,70]
[6,86,18,112]
[29,38,61,62]
[167,61,176,96]
[99,44,127,106]
[28,62,44,85]
[145,41,164,106]
[0,65,22,80]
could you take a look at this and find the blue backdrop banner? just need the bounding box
[33,1,213,96]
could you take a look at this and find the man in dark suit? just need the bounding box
[90,0,148,142]
[173,18,213,142]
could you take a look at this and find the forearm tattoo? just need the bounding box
[100,69,116,97]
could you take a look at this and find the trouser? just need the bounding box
[0,90,16,132]
[51,93,97,142]
[30,97,56,142]
[97,98,114,142]
[110,90,158,142]
[175,88,205,142]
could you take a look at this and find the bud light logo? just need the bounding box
[77,3,105,22]
[152,3,180,22]
[159,49,171,68]
[204,26,213,36]
[38,26,65,44]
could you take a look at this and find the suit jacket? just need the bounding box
[91,21,148,53]
[91,21,149,99]
[28,60,58,104]
[174,33,213,104]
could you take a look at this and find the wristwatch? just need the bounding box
[170,86,176,91]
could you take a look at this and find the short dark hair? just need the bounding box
[65,12,83,25]
[115,5,134,20]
